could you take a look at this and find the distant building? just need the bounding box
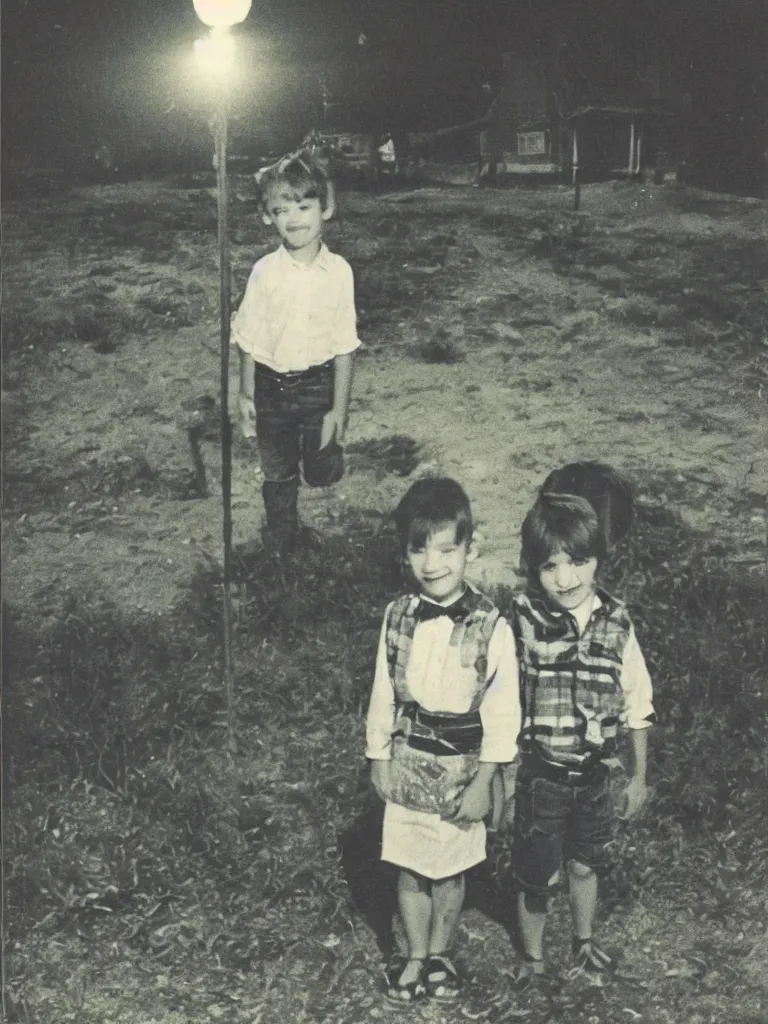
[495,55,561,174]
[496,26,766,198]
[496,52,685,181]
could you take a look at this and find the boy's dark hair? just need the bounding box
[539,461,634,550]
[255,150,331,210]
[393,478,473,554]
[520,492,606,584]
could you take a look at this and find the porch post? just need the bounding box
[628,121,636,175]
[572,127,581,210]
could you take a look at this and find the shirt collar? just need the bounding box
[278,242,330,271]
[528,587,615,623]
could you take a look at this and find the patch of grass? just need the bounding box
[2,452,205,516]
[4,517,401,947]
[350,256,419,330]
[413,330,463,363]
[406,202,477,223]
[2,293,145,355]
[346,434,421,479]
[370,215,411,239]
[135,292,193,326]
[5,497,768,1022]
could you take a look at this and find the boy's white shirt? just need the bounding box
[365,599,521,764]
[571,591,654,731]
[231,243,360,373]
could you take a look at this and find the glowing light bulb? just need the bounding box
[192,0,251,28]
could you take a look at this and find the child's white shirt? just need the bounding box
[366,599,520,879]
[573,592,654,731]
[231,243,360,372]
[365,607,521,763]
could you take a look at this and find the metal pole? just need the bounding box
[214,98,238,755]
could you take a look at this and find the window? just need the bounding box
[517,132,547,156]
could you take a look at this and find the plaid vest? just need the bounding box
[386,587,500,711]
[513,590,631,765]
[383,588,500,815]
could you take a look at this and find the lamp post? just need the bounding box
[193,0,252,754]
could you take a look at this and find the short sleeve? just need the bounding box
[331,259,361,356]
[231,260,268,355]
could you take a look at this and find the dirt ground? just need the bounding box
[3,177,766,620]
[3,175,767,1024]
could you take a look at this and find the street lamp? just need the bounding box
[193,0,252,754]
[193,0,251,27]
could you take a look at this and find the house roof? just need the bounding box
[566,104,678,123]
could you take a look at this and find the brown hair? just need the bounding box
[520,492,605,585]
[255,150,331,210]
[393,478,473,555]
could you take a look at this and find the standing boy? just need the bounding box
[232,152,360,555]
[366,478,520,1006]
[510,491,655,987]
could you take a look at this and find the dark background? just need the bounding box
[2,0,766,192]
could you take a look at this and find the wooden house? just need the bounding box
[495,55,562,174]
[496,50,685,181]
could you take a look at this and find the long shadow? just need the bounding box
[338,797,398,958]
[337,787,522,958]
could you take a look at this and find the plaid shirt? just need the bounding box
[514,589,651,766]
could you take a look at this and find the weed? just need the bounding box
[346,434,421,479]
[414,330,463,363]
[135,293,193,326]
[371,215,410,239]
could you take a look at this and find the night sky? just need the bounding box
[3,0,766,171]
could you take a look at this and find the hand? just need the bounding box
[622,776,649,820]
[449,777,492,824]
[321,409,342,448]
[238,392,256,439]
[369,760,391,803]
[499,763,518,832]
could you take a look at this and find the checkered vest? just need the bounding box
[385,588,500,712]
[513,590,632,765]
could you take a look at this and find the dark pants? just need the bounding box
[254,361,341,539]
[512,754,612,896]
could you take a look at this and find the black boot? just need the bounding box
[262,478,299,556]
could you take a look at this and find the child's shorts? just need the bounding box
[512,754,612,896]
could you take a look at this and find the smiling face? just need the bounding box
[538,547,598,611]
[406,524,471,605]
[262,186,332,262]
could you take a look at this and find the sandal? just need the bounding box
[425,954,461,1001]
[510,958,560,994]
[384,957,428,1007]
[571,937,617,976]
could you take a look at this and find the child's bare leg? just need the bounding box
[567,859,597,940]
[397,869,431,983]
[517,890,547,968]
[428,873,465,954]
